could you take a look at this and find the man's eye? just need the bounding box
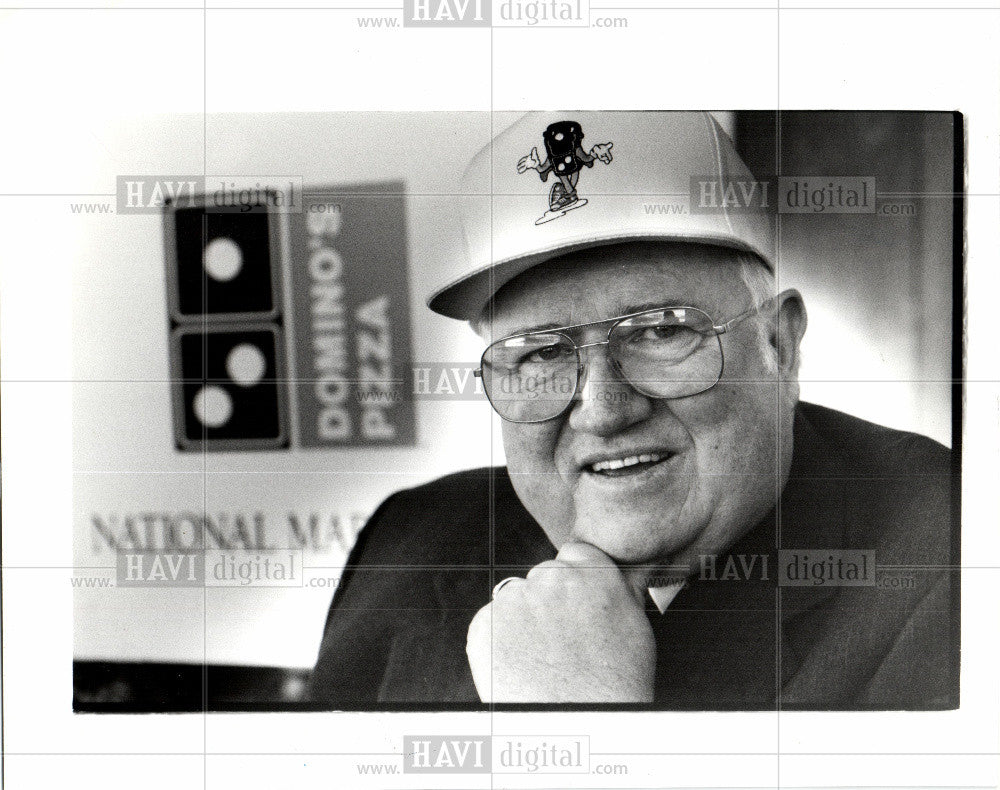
[633,325,686,342]
[521,344,571,364]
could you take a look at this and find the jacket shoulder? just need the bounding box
[797,401,951,475]
[795,401,956,563]
[349,467,500,567]
[787,403,959,708]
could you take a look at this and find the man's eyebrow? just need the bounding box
[491,300,707,338]
[615,300,697,316]
[491,320,566,337]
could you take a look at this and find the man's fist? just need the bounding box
[466,541,655,703]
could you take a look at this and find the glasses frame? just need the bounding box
[474,293,782,423]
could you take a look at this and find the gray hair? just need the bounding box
[734,252,787,377]
[735,252,776,305]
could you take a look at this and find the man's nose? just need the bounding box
[567,344,652,436]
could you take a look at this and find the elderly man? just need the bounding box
[308,112,956,709]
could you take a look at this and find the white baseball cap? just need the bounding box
[427,111,775,321]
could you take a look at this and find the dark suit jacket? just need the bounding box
[309,402,959,709]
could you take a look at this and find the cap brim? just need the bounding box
[426,231,769,322]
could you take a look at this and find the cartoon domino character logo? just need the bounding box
[516,121,614,225]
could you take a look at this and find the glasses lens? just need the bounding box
[481,332,578,422]
[610,308,723,397]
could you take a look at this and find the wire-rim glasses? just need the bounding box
[474,296,777,423]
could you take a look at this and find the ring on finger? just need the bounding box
[491,576,522,599]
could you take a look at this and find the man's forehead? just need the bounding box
[484,243,745,335]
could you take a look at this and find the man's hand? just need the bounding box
[466,541,655,703]
[516,146,543,173]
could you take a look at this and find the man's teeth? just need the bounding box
[589,453,665,473]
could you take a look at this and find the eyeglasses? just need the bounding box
[474,295,780,423]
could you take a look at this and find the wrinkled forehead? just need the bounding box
[480,242,749,339]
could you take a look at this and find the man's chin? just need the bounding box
[569,522,695,568]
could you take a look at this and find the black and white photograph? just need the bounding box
[1,7,997,790]
[68,109,961,713]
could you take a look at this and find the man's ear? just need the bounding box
[769,289,807,377]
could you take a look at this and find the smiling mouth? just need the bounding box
[584,452,674,477]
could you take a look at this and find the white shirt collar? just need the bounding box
[647,583,684,614]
